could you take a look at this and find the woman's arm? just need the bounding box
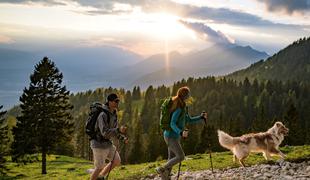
[185,113,204,124]
[170,108,182,135]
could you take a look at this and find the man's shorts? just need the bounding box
[91,145,116,169]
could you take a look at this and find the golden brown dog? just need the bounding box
[217,122,289,166]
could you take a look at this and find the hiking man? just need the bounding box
[90,93,128,180]
[156,86,208,180]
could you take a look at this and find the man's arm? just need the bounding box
[97,112,119,139]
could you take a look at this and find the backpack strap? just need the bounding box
[101,108,111,125]
[94,108,111,142]
[100,108,117,126]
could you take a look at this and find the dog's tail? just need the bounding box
[217,130,237,150]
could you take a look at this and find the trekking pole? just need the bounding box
[202,111,213,173]
[209,143,214,173]
[177,161,181,180]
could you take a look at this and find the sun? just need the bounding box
[142,13,190,40]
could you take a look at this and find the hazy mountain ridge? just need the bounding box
[0,43,269,108]
[130,44,269,88]
[0,46,142,108]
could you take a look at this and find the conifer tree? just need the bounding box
[283,103,302,145]
[132,86,141,100]
[119,90,132,163]
[0,106,8,175]
[12,57,73,174]
[140,86,156,132]
[145,121,162,162]
[74,112,89,159]
[128,109,144,163]
[121,91,132,125]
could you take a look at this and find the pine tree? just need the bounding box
[140,86,156,132]
[144,121,162,162]
[0,106,8,175]
[196,125,219,153]
[132,86,141,100]
[119,91,132,163]
[74,112,89,159]
[121,91,132,125]
[12,57,73,174]
[128,109,144,163]
[283,103,302,145]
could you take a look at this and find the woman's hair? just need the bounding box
[170,86,190,112]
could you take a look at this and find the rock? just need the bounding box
[143,160,310,179]
[270,165,280,171]
[306,166,310,173]
[290,168,295,174]
[263,172,273,178]
[281,175,294,180]
[253,173,261,178]
[86,168,94,174]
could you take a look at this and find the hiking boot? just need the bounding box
[96,176,105,180]
[155,167,169,180]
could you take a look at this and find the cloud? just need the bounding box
[255,0,310,14]
[69,1,308,29]
[0,35,15,44]
[179,20,235,45]
[0,0,66,5]
[2,0,308,27]
[1,0,308,37]
[71,0,180,15]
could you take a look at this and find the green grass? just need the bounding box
[2,145,310,179]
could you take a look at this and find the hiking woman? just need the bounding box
[156,86,208,179]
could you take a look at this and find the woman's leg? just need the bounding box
[166,142,175,175]
[163,137,185,170]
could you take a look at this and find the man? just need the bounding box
[90,93,127,180]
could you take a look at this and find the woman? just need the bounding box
[156,86,207,179]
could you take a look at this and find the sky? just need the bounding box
[0,0,309,57]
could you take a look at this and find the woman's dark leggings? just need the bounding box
[163,136,185,171]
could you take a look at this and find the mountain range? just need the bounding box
[125,44,268,88]
[0,43,269,108]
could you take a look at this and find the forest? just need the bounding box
[1,37,310,175]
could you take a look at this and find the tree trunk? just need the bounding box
[42,147,47,174]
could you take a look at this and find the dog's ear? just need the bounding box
[275,122,283,127]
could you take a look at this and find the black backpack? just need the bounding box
[85,102,110,140]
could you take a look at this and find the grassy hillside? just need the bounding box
[3,145,310,180]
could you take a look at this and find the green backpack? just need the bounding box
[160,97,173,131]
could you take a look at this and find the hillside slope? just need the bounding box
[227,37,310,82]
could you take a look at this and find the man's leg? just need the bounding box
[99,146,121,177]
[91,148,108,180]
[91,168,103,180]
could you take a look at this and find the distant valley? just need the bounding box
[0,43,268,108]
